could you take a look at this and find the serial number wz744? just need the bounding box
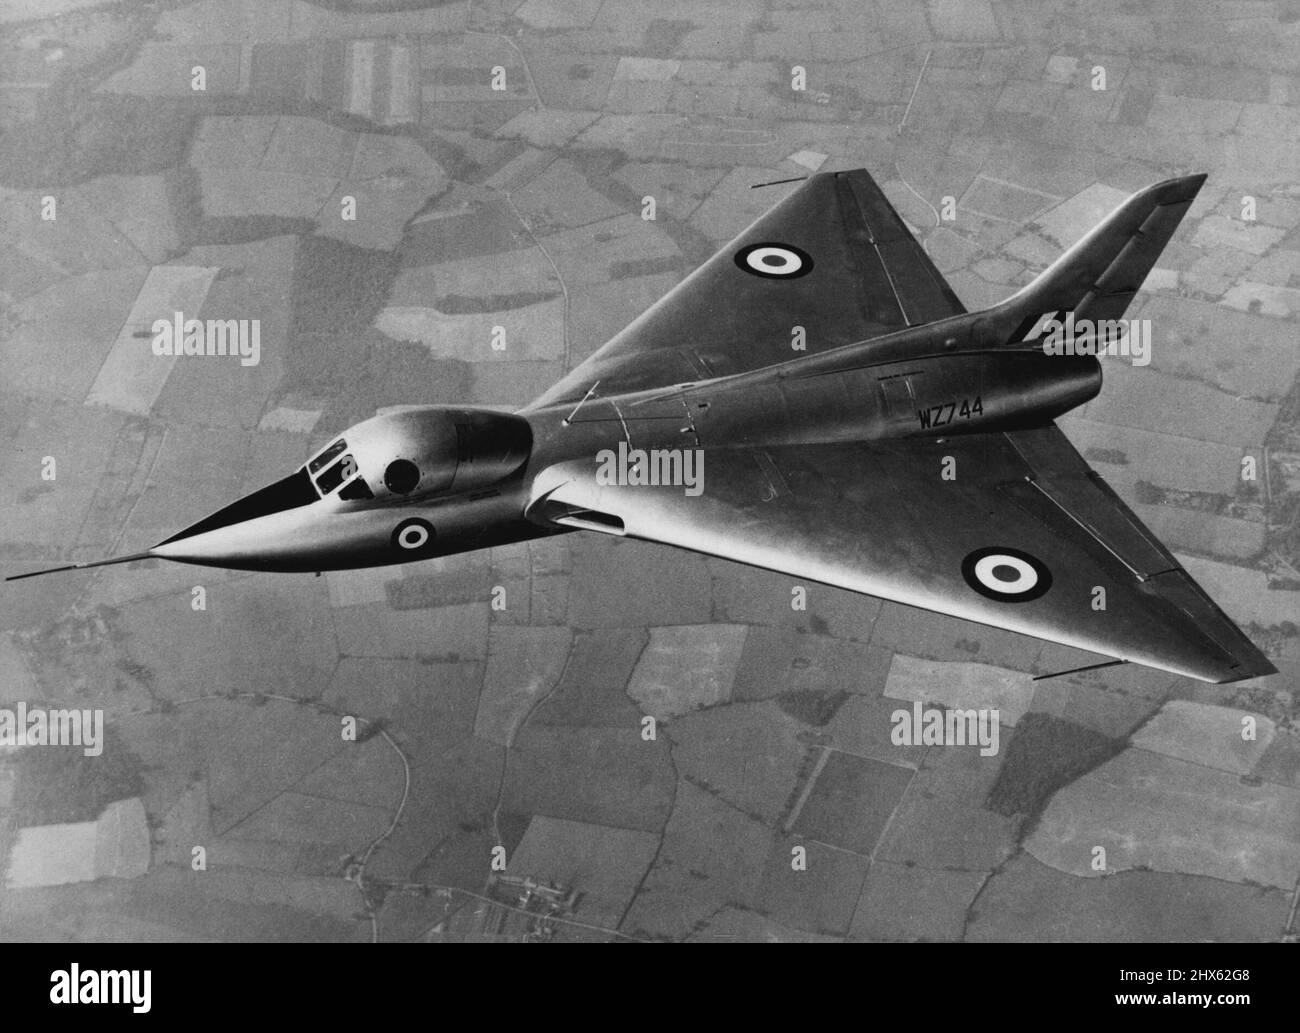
[917,396,982,429]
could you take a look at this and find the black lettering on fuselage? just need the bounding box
[917,396,982,430]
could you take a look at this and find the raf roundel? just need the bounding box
[734,242,814,279]
[392,518,436,554]
[961,547,1052,603]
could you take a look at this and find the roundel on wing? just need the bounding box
[734,242,814,279]
[961,547,1052,602]
[392,517,436,555]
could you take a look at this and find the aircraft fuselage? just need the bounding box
[141,339,1100,573]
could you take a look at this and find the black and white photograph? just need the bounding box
[0,0,1295,981]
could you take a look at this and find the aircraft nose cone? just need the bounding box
[159,469,319,548]
[151,526,260,565]
[151,468,321,567]
[5,467,326,581]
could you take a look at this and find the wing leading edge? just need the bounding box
[528,425,1275,684]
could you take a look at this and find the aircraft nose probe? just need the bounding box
[5,468,318,581]
[5,524,272,582]
[6,550,161,582]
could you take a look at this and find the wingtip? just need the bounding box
[1147,172,1208,205]
[1216,656,1279,684]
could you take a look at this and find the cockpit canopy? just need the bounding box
[305,407,532,504]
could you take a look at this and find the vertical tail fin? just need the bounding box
[985,173,1206,346]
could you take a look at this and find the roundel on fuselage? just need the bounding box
[392,518,436,556]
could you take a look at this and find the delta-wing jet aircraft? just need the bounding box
[10,168,1276,684]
